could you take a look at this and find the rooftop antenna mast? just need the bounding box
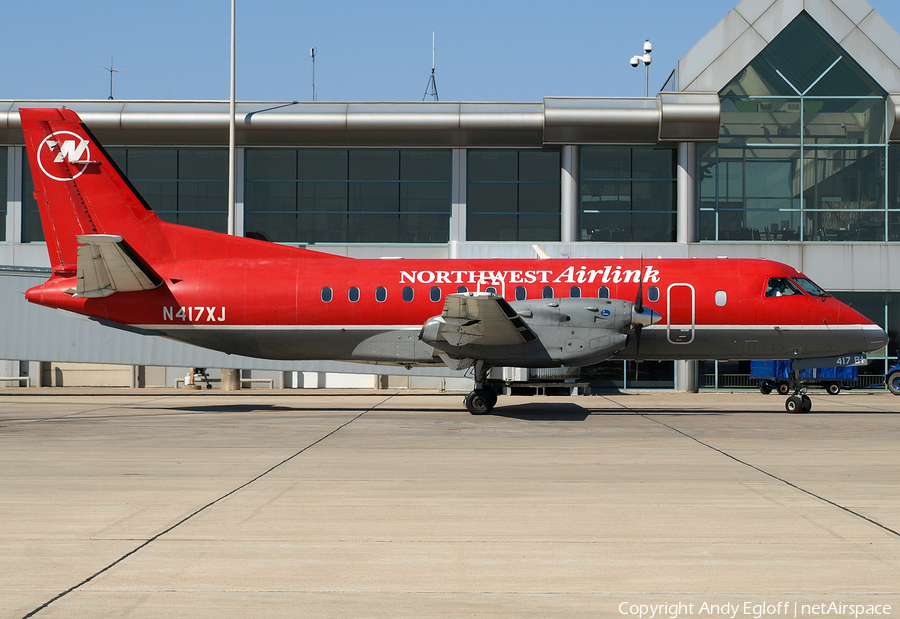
[423,32,438,101]
[95,55,129,100]
[310,47,317,101]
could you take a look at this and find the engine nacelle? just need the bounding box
[422,296,642,368]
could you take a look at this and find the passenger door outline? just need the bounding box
[666,283,695,344]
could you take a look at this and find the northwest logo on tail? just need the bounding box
[37,131,93,181]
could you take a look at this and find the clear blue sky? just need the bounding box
[5,0,900,102]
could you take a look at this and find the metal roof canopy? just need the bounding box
[0,96,719,147]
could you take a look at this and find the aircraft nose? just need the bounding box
[864,324,889,353]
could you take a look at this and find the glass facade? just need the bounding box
[700,13,890,242]
[107,148,228,233]
[581,147,676,242]
[22,147,228,242]
[244,149,451,244]
[466,150,560,241]
[21,154,42,242]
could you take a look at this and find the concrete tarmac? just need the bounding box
[1,388,898,619]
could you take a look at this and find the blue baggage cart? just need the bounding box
[750,359,857,395]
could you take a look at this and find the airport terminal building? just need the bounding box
[3,0,900,391]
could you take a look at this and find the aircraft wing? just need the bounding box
[435,292,537,347]
[74,234,163,298]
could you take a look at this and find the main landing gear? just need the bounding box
[464,387,498,415]
[463,361,498,415]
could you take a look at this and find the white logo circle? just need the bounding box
[37,131,92,182]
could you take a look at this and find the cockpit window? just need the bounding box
[765,277,804,297]
[793,277,829,297]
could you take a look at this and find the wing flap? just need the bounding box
[75,234,162,298]
[434,292,537,347]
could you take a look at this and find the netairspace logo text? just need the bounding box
[617,601,893,619]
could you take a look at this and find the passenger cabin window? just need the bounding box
[457,286,468,293]
[569,286,581,298]
[715,290,727,306]
[430,286,442,302]
[402,286,414,302]
[321,287,333,302]
[648,286,660,302]
[542,286,554,299]
[598,286,609,299]
[376,286,387,302]
[515,286,527,301]
[348,287,360,302]
[765,277,804,297]
[486,286,497,294]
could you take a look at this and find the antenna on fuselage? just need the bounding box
[423,32,439,101]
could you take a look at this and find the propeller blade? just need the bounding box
[634,256,644,380]
[635,256,644,313]
[634,323,642,381]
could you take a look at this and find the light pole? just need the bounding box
[630,39,653,97]
[310,47,317,101]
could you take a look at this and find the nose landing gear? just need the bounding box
[785,391,812,413]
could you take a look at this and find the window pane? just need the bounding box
[582,148,630,180]
[349,182,399,213]
[467,213,518,241]
[179,149,227,180]
[468,150,517,182]
[632,148,674,179]
[468,183,518,213]
[400,213,448,243]
[400,182,450,213]
[518,183,560,213]
[128,149,177,179]
[518,214,561,241]
[247,149,297,180]
[299,182,347,212]
[349,213,398,243]
[350,150,398,180]
[298,150,346,181]
[401,150,450,181]
[519,151,559,182]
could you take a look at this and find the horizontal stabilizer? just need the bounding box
[73,235,163,298]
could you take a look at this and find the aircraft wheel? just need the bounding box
[777,382,790,395]
[801,394,812,413]
[758,382,773,395]
[465,389,495,415]
[888,371,900,395]
[825,382,841,395]
[785,395,803,413]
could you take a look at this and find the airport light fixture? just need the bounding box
[630,39,653,97]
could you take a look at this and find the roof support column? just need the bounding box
[560,145,580,242]
[676,141,698,393]
[450,148,466,256]
[676,141,697,244]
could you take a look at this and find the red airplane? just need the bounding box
[19,107,888,414]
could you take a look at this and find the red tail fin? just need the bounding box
[20,108,164,274]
